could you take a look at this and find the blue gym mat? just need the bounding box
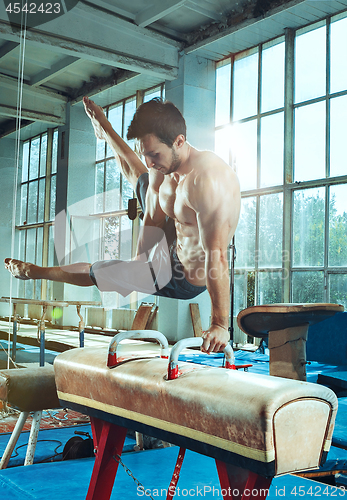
[179,348,340,382]
[0,340,58,365]
[0,445,344,499]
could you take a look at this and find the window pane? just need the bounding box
[48,225,55,267]
[292,271,325,302]
[95,162,104,213]
[293,187,325,267]
[120,215,132,260]
[216,62,231,127]
[329,274,347,309]
[25,279,34,300]
[29,137,40,180]
[38,178,45,223]
[20,184,27,225]
[329,184,347,267]
[40,134,47,177]
[330,16,347,94]
[27,181,38,224]
[330,95,347,178]
[123,98,136,141]
[108,104,123,135]
[26,228,36,263]
[50,175,56,221]
[258,271,282,304]
[233,52,258,121]
[19,230,26,261]
[260,112,284,187]
[295,26,326,103]
[96,138,105,161]
[235,197,256,268]
[22,142,29,182]
[144,87,162,102]
[52,130,58,174]
[121,176,134,210]
[234,271,251,315]
[34,280,41,300]
[294,102,325,182]
[105,159,121,212]
[107,104,123,158]
[36,226,43,267]
[104,216,120,259]
[259,193,283,267]
[233,120,257,191]
[215,126,230,165]
[261,42,285,113]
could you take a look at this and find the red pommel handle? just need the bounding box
[168,337,235,380]
[107,330,170,368]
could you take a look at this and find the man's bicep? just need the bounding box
[143,185,166,227]
[197,208,231,254]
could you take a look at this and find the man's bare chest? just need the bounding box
[158,177,196,226]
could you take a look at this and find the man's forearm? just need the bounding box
[205,252,230,330]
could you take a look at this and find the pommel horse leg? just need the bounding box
[216,461,272,500]
[86,417,127,500]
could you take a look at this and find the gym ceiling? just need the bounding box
[0,0,346,141]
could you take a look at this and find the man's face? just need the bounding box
[139,134,181,175]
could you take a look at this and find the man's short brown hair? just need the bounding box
[127,98,186,148]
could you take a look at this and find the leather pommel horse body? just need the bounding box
[54,332,338,500]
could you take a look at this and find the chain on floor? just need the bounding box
[112,453,155,500]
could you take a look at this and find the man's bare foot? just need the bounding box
[83,96,110,141]
[4,258,32,280]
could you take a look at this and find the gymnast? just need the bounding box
[4,97,240,353]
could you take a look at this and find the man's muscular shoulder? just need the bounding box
[187,151,239,209]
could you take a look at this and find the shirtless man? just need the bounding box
[5,97,240,353]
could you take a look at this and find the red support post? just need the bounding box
[215,460,272,500]
[166,447,186,499]
[86,418,127,500]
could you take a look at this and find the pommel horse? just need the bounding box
[53,331,338,500]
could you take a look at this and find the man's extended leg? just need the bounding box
[83,97,147,191]
[4,258,93,287]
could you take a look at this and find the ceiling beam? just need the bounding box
[0,118,34,139]
[0,40,18,59]
[135,0,187,28]
[0,104,65,124]
[30,55,80,86]
[69,68,137,104]
[0,12,179,80]
[0,75,66,126]
[0,74,67,102]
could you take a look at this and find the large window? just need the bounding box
[216,13,347,313]
[18,129,58,300]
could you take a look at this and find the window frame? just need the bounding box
[17,128,58,300]
[215,14,347,313]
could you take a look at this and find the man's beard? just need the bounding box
[166,148,181,174]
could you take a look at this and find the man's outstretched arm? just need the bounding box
[191,166,240,353]
[83,97,147,190]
